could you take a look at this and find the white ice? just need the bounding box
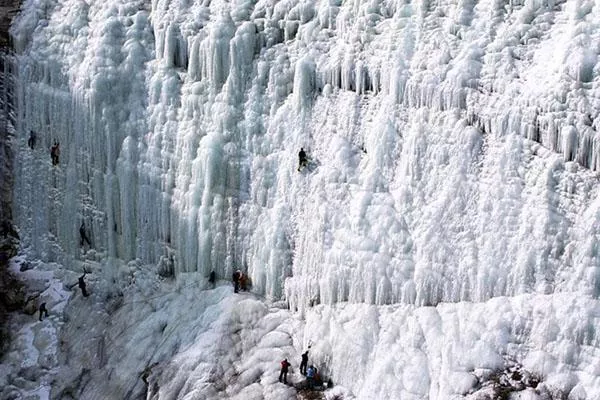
[3,0,600,398]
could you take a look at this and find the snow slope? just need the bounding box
[3,0,600,398]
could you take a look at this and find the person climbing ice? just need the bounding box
[298,148,308,171]
[28,130,36,149]
[79,221,91,247]
[50,141,60,165]
[78,273,89,297]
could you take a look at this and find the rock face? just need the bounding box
[0,274,24,356]
[0,133,20,358]
[0,0,19,48]
[0,106,19,357]
[0,0,20,358]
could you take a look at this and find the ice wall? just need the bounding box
[9,0,600,309]
[11,0,154,266]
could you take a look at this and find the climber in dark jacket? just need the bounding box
[79,222,91,247]
[78,273,89,297]
[28,130,36,149]
[298,148,308,171]
[232,270,240,293]
[79,222,92,247]
[300,350,309,375]
[50,141,60,165]
[38,302,49,321]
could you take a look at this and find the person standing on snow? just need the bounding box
[314,366,322,387]
[306,365,316,388]
[279,358,291,384]
[232,270,240,293]
[239,271,248,291]
[28,130,37,149]
[300,350,309,375]
[38,302,49,321]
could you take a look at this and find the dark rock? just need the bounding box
[18,366,41,382]
[19,261,32,272]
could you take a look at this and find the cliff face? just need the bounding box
[10,0,600,308]
[0,1,21,358]
[0,2,17,48]
[0,0,20,48]
[0,1,17,226]
[0,97,21,359]
[5,0,600,397]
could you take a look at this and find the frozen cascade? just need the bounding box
[14,3,598,324]
[5,0,600,398]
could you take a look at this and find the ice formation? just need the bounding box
[3,0,600,398]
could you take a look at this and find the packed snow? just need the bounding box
[3,0,600,398]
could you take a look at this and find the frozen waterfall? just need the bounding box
[11,0,600,306]
[4,0,600,398]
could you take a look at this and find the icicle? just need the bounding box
[201,12,235,90]
[375,276,392,305]
[116,136,138,260]
[577,127,593,168]
[592,133,600,171]
[293,55,316,112]
[324,61,342,90]
[226,21,257,101]
[371,66,380,94]
[317,1,339,29]
[284,20,299,41]
[562,125,578,162]
[341,54,355,92]
[188,35,202,81]
[389,66,407,104]
[164,23,188,69]
[548,118,559,152]
[355,60,366,95]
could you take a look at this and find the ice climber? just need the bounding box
[279,358,291,384]
[300,350,309,375]
[314,367,322,387]
[239,271,248,291]
[28,130,36,149]
[298,148,308,171]
[50,141,60,165]
[232,270,240,293]
[78,273,89,297]
[38,302,49,321]
[208,270,216,287]
[79,222,91,247]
